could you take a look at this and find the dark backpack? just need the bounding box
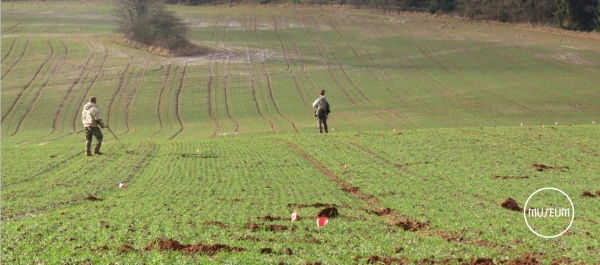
[316,98,329,116]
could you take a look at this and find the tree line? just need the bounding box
[170,0,600,32]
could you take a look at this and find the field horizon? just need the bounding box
[2,2,600,264]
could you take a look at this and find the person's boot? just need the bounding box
[94,147,103,155]
[85,150,93,156]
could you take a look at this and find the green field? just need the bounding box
[2,2,600,264]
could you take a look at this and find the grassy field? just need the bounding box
[2,2,600,264]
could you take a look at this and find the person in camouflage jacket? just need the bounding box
[81,96,107,156]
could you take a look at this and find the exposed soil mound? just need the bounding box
[85,194,103,201]
[143,238,244,255]
[501,198,522,211]
[281,247,293,255]
[247,223,260,231]
[202,221,227,228]
[287,202,337,208]
[370,207,392,216]
[258,215,284,221]
[342,186,360,193]
[260,247,272,254]
[316,207,339,218]
[367,255,408,264]
[597,190,600,196]
[395,219,429,232]
[533,163,568,172]
[581,190,595,197]
[119,244,135,253]
[265,224,289,232]
[471,258,494,265]
[505,254,539,265]
[551,257,571,264]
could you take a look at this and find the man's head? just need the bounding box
[320,90,325,96]
[90,96,97,104]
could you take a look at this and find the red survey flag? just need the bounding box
[317,217,328,228]
[291,211,298,222]
[119,183,125,189]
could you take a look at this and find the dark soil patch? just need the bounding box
[202,221,227,228]
[436,230,463,242]
[581,190,595,197]
[504,253,540,265]
[471,258,494,265]
[260,247,272,254]
[395,219,429,232]
[501,198,522,211]
[281,247,293,255]
[118,244,135,253]
[247,223,260,231]
[265,224,290,232]
[258,215,284,221]
[91,245,108,251]
[235,235,262,241]
[550,257,571,264]
[367,255,408,264]
[143,238,244,255]
[305,262,322,265]
[85,194,103,201]
[316,207,339,218]
[370,207,392,216]
[287,202,337,208]
[342,186,360,193]
[533,163,568,172]
[597,190,600,196]
[494,175,529,179]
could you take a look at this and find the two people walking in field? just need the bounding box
[81,96,107,156]
[312,90,331,133]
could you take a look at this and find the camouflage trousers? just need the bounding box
[85,126,103,152]
[317,115,328,133]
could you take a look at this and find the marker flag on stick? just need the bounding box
[317,217,328,228]
[119,183,125,189]
[291,211,298,222]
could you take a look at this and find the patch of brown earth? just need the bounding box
[471,258,494,265]
[85,194,103,201]
[260,247,272,254]
[533,163,568,172]
[436,230,463,242]
[501,198,522,211]
[395,219,429,232]
[581,191,595,197]
[305,262,322,265]
[119,244,135,253]
[316,207,339,218]
[596,190,600,196]
[91,245,108,251]
[504,253,540,265]
[247,223,260,231]
[367,255,408,264]
[281,247,293,255]
[143,238,244,255]
[370,207,392,216]
[265,224,290,232]
[258,215,284,221]
[550,257,571,264]
[202,221,227,228]
[342,186,360,193]
[287,202,338,208]
[494,175,529,179]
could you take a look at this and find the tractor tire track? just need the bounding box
[2,38,29,80]
[107,53,134,127]
[328,18,418,129]
[244,15,276,134]
[10,38,68,137]
[255,13,299,133]
[124,56,148,135]
[271,13,291,72]
[2,39,52,123]
[279,139,429,231]
[3,142,157,220]
[157,63,173,132]
[51,40,95,135]
[1,37,18,63]
[208,54,222,138]
[221,15,240,136]
[278,14,312,109]
[3,151,81,188]
[305,16,396,128]
[3,5,66,34]
[169,62,187,140]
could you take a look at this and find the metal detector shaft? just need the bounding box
[106,126,128,151]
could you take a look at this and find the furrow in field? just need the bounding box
[281,15,306,73]
[280,139,428,231]
[9,38,68,137]
[208,54,222,138]
[107,54,134,127]
[254,13,299,133]
[436,27,594,123]
[1,37,18,63]
[124,56,148,135]
[157,63,173,132]
[2,5,66,34]
[1,39,53,123]
[2,38,29,80]
[244,15,276,134]
[51,39,95,135]
[169,62,187,140]
[327,17,418,129]
[221,15,240,135]
[307,16,396,128]
[2,151,81,188]
[271,13,291,73]
[278,15,311,108]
